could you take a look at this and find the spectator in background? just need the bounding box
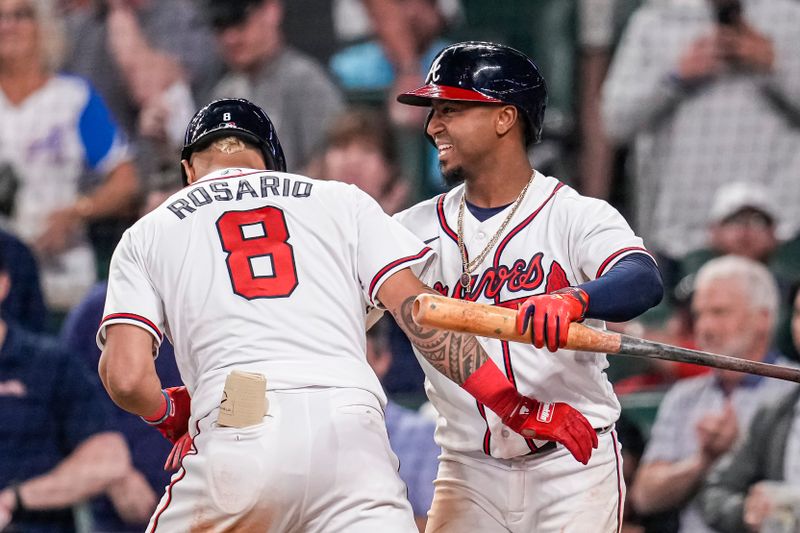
[0,249,129,533]
[630,255,796,533]
[0,0,139,315]
[328,0,453,192]
[62,188,181,532]
[700,287,800,533]
[205,0,345,171]
[329,0,461,127]
[56,186,181,532]
[0,228,46,332]
[367,319,439,532]
[679,182,779,283]
[679,182,800,307]
[602,0,800,285]
[306,107,425,399]
[676,182,800,362]
[60,279,181,532]
[329,0,450,95]
[307,107,410,214]
[576,0,620,201]
[64,0,219,191]
[617,182,793,390]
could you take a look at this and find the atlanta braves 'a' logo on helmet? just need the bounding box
[427,57,443,83]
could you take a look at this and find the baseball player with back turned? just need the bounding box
[393,42,664,532]
[96,98,599,532]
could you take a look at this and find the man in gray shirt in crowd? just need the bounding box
[205,0,345,170]
[630,255,796,533]
[602,0,800,266]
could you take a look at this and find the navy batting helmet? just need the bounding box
[180,98,287,185]
[397,41,548,146]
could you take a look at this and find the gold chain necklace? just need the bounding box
[457,171,535,291]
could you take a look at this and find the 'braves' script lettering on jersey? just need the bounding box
[167,175,313,220]
[443,253,545,301]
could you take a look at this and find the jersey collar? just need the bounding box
[195,167,263,184]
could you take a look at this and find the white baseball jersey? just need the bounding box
[395,171,652,459]
[98,168,433,421]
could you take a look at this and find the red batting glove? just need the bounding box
[461,359,598,464]
[502,396,598,465]
[516,287,589,352]
[164,432,193,471]
[142,386,191,444]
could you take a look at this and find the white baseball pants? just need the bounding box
[425,429,625,533]
[148,387,417,533]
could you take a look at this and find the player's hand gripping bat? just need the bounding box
[412,294,800,384]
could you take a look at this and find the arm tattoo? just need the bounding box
[391,295,488,385]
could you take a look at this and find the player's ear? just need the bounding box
[495,105,519,137]
[181,159,196,185]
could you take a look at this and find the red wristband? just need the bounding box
[142,390,170,424]
[461,360,520,419]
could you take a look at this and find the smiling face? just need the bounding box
[0,0,38,65]
[426,99,517,185]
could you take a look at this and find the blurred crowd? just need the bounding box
[0,0,799,531]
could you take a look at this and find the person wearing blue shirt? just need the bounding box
[0,227,46,332]
[367,319,440,531]
[328,0,452,193]
[0,252,128,532]
[61,281,182,532]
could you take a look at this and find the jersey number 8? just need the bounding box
[216,206,299,299]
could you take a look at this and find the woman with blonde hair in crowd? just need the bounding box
[0,0,138,319]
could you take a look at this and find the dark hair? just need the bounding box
[205,0,268,30]
[325,108,397,162]
[322,107,400,193]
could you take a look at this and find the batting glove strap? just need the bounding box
[501,396,546,435]
[551,287,589,321]
[142,390,172,426]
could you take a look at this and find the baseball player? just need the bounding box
[96,98,597,532]
[392,42,664,532]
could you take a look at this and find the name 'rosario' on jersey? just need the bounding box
[167,173,313,220]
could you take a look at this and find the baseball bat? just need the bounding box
[412,294,800,384]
